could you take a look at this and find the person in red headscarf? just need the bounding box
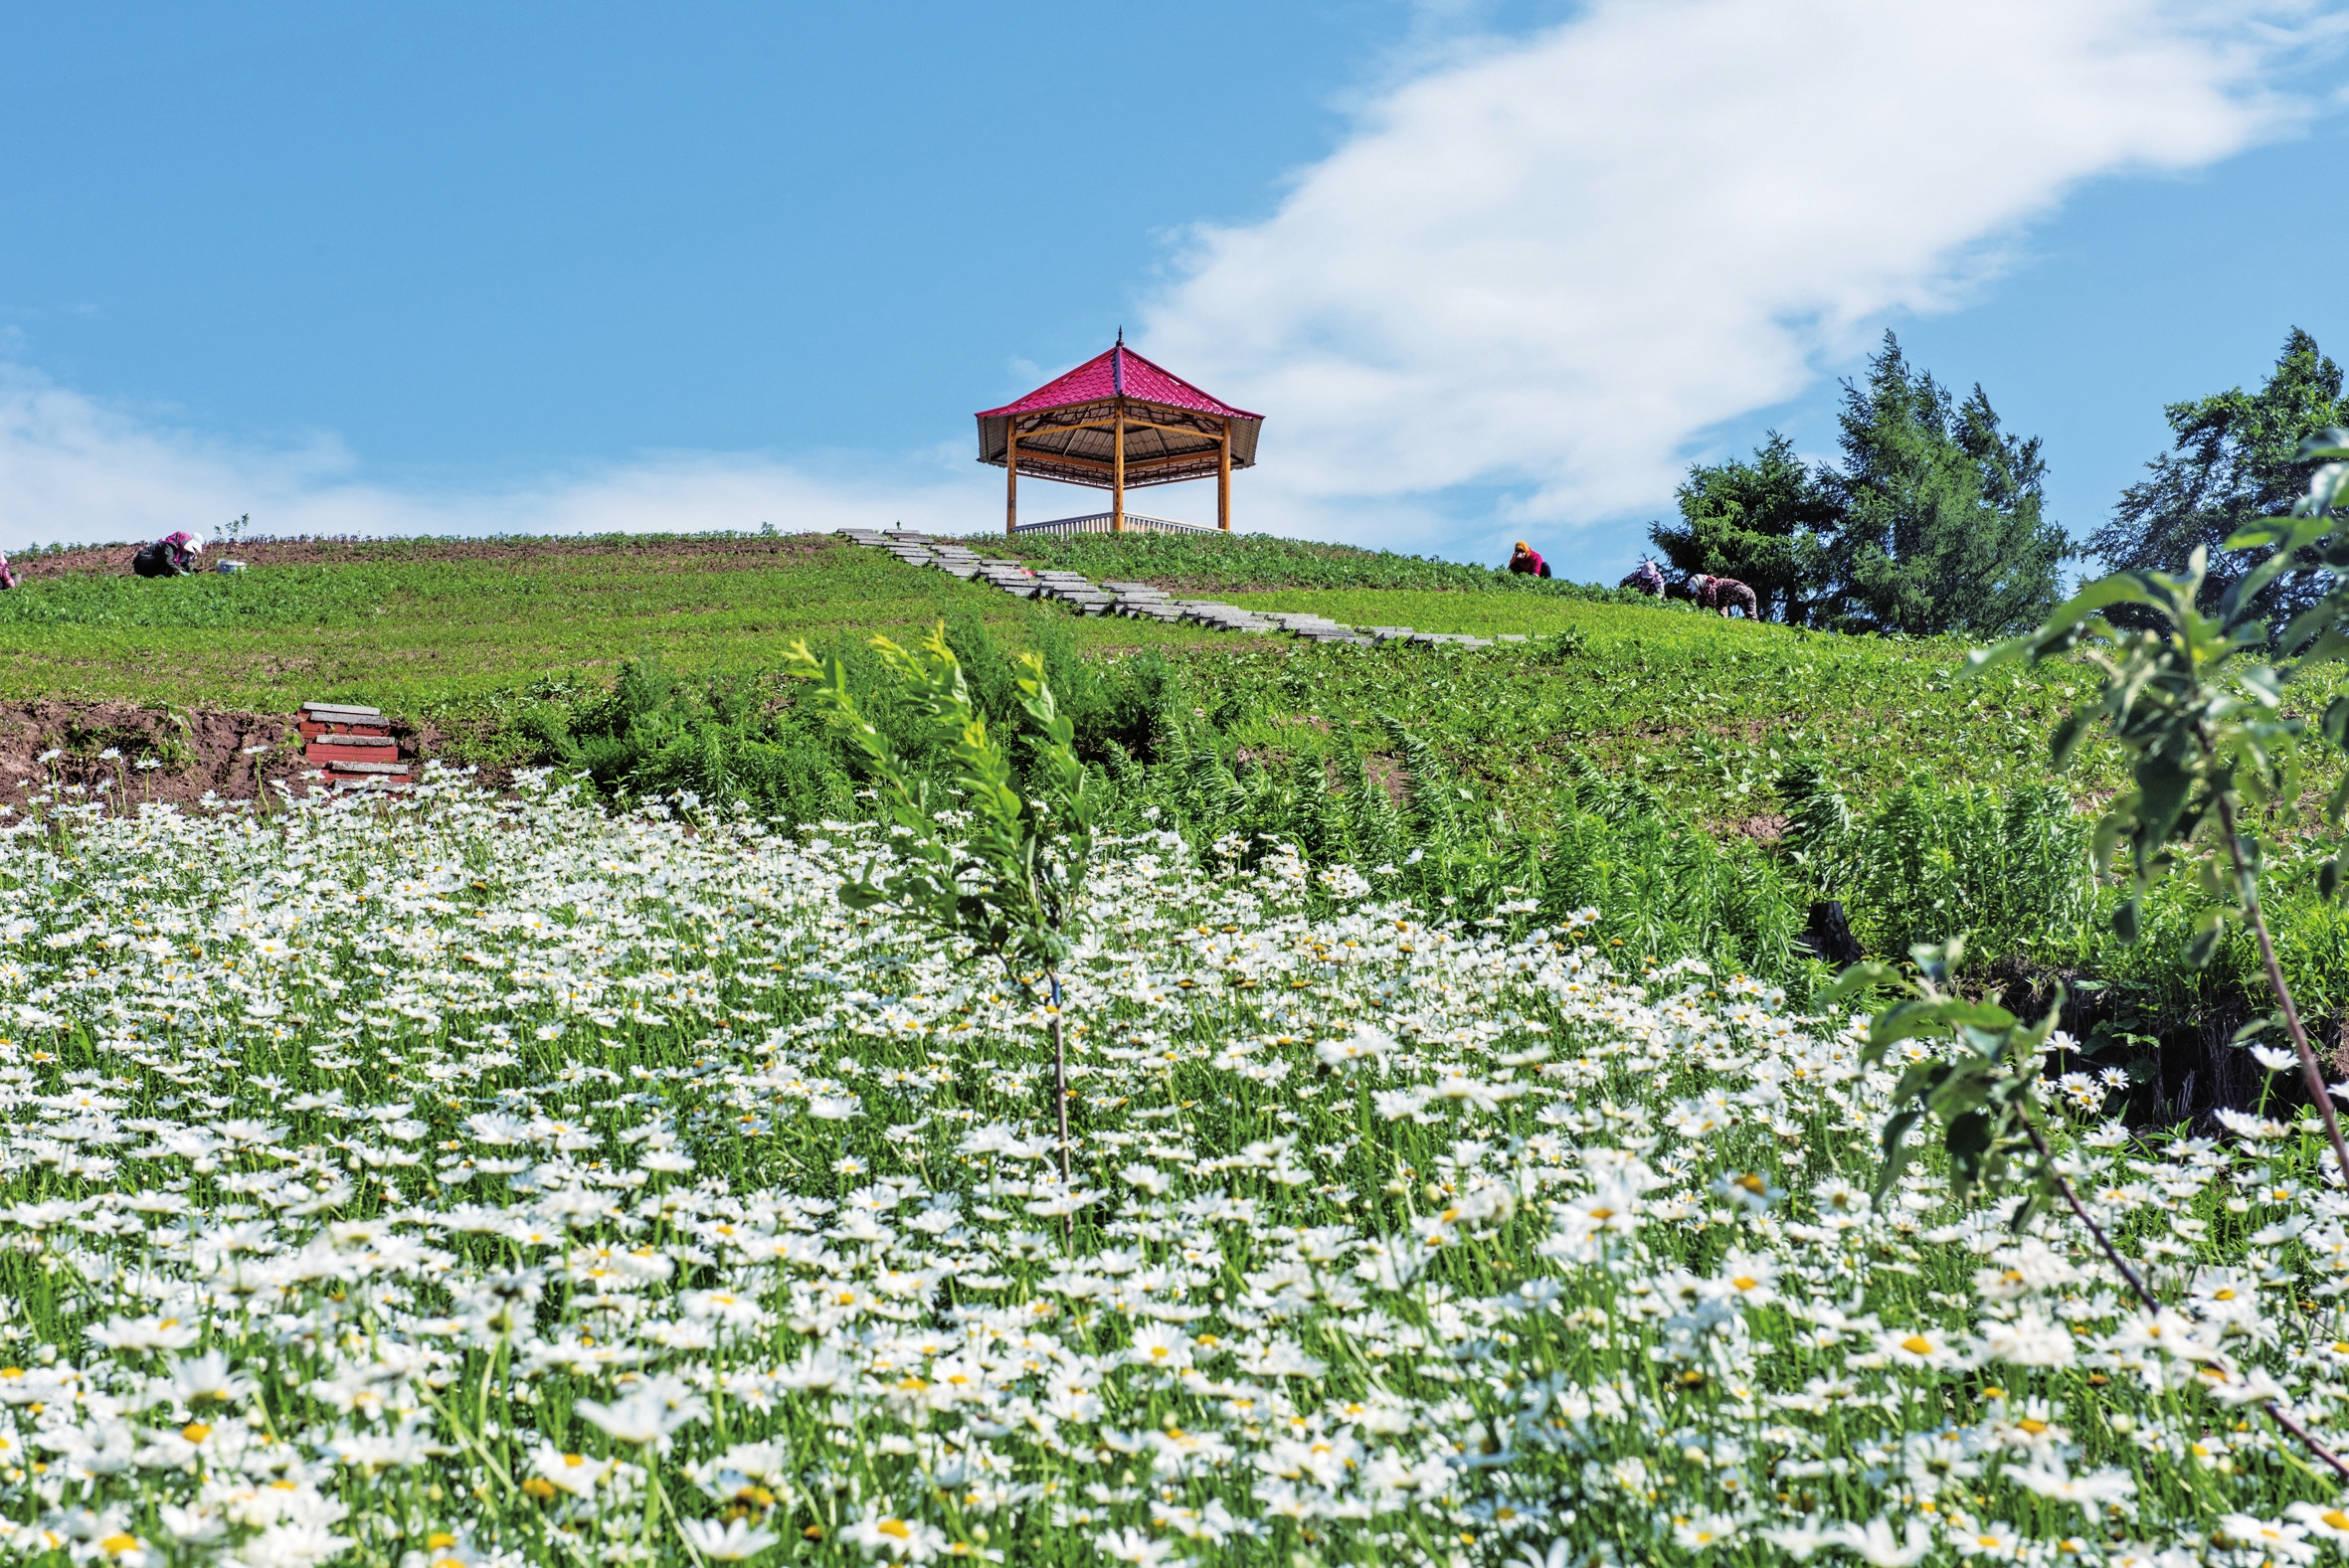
[1508,541,1550,579]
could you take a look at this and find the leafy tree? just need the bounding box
[2084,328,2349,618]
[1656,334,2068,636]
[1647,432,1837,623]
[1826,333,2071,637]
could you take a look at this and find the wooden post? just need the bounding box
[1217,417,1231,532]
[1112,400,1126,533]
[1004,422,1019,537]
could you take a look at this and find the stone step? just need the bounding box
[307,739,400,765]
[324,759,413,777]
[302,701,382,721]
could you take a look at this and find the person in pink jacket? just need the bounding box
[132,531,205,578]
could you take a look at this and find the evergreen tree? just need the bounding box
[1824,333,2070,637]
[2084,328,2349,618]
[1647,432,1837,623]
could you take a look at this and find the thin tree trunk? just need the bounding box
[2021,1117,2154,1311]
[2022,1115,2349,1482]
[2212,792,2349,1187]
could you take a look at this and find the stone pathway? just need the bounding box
[839,529,1523,649]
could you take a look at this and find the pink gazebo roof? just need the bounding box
[975,340,1265,491]
[977,343,1262,422]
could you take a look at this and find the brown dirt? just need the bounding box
[1363,754,1410,805]
[1714,811,1789,844]
[0,699,443,809]
[4,533,839,580]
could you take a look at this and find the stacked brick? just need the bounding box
[298,702,415,790]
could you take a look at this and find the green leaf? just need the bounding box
[2234,515,2337,612]
[1945,1106,1994,1160]
[2049,708,2094,772]
[2295,427,2349,462]
[2305,459,2349,517]
[1821,960,1901,1007]
[2007,1185,2047,1235]
[1862,997,2016,1068]
[1908,936,1966,983]
[2111,897,2140,944]
[1873,1109,1922,1200]
[1968,574,2154,674]
[2131,755,2196,851]
[2186,915,2225,969]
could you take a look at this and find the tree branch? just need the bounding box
[2210,788,2349,1188]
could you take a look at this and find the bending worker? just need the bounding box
[132,531,205,578]
[1619,558,1666,597]
[1688,573,1759,618]
[1508,541,1551,579]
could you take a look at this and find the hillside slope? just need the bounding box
[7,527,2346,1124]
[0,529,2096,817]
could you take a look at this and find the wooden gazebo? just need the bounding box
[976,336,1264,535]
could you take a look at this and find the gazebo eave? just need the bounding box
[975,340,1263,534]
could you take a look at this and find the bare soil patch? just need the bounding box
[0,699,464,809]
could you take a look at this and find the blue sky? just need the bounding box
[2,1,2345,581]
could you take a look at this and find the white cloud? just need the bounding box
[0,367,1001,550]
[0,2,2324,568]
[1141,0,2321,564]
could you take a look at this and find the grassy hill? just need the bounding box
[5,525,2347,1119]
[0,534,1221,712]
[0,529,2100,818]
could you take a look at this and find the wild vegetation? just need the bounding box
[9,452,2349,1567]
[6,557,2349,1563]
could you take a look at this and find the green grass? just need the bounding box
[0,536,1218,712]
[963,526,1628,597]
[0,533,2109,823]
[0,531,2127,826]
[1178,602,2112,824]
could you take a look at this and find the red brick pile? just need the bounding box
[298,702,414,790]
